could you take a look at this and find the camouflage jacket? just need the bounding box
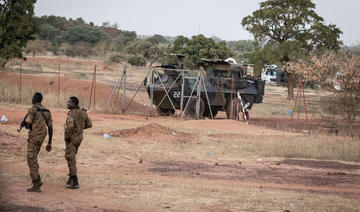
[64,106,92,141]
[25,103,53,137]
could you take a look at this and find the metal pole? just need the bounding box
[105,71,122,111]
[19,62,22,102]
[150,69,154,115]
[180,70,185,118]
[297,81,302,122]
[121,68,127,114]
[152,70,177,112]
[94,65,96,110]
[113,71,125,109]
[183,73,200,114]
[291,81,301,120]
[196,75,201,119]
[124,68,152,113]
[230,75,236,119]
[201,74,213,119]
[58,64,60,107]
[88,65,95,109]
[154,70,182,111]
[302,82,309,123]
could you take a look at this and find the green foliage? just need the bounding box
[61,42,93,58]
[61,25,109,45]
[128,56,146,67]
[34,15,85,32]
[126,40,163,65]
[170,34,233,69]
[112,31,137,51]
[38,24,58,41]
[227,40,255,63]
[107,53,123,63]
[0,0,38,69]
[145,34,167,45]
[100,23,121,39]
[242,0,342,73]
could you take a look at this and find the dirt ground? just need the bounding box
[1,105,360,212]
[1,57,360,211]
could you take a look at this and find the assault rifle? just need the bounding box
[17,114,29,132]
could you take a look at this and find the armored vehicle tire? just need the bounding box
[185,98,205,118]
[204,107,218,118]
[226,100,250,120]
[226,99,241,120]
[156,107,175,116]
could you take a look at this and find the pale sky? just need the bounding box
[35,0,359,45]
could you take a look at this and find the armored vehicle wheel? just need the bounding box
[204,107,218,118]
[226,100,250,120]
[185,98,205,119]
[156,107,175,116]
[226,99,241,120]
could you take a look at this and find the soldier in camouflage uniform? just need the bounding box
[64,96,92,189]
[25,92,53,192]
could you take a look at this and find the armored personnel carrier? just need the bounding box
[146,58,265,119]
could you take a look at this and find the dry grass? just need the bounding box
[1,104,360,211]
[252,85,323,117]
[0,81,88,109]
[224,134,360,162]
[1,57,360,211]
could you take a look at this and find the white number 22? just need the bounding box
[173,91,181,98]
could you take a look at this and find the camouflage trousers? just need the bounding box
[27,135,45,181]
[65,139,82,176]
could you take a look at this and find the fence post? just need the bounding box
[88,65,97,110]
[94,65,96,110]
[121,68,127,114]
[58,64,60,107]
[19,62,22,102]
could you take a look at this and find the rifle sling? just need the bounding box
[35,106,50,127]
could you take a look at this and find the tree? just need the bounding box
[295,51,360,131]
[38,24,58,41]
[128,56,146,67]
[60,42,93,58]
[145,34,167,45]
[242,0,342,100]
[61,25,109,45]
[23,40,50,57]
[126,40,164,66]
[0,0,38,69]
[170,34,233,69]
[227,40,255,63]
[112,31,137,51]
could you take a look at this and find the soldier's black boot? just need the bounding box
[65,174,73,188]
[67,175,80,189]
[27,175,43,192]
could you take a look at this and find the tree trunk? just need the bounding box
[287,72,295,100]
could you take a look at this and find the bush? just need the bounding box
[61,25,109,44]
[23,40,51,57]
[61,42,93,58]
[107,53,123,63]
[128,56,146,66]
